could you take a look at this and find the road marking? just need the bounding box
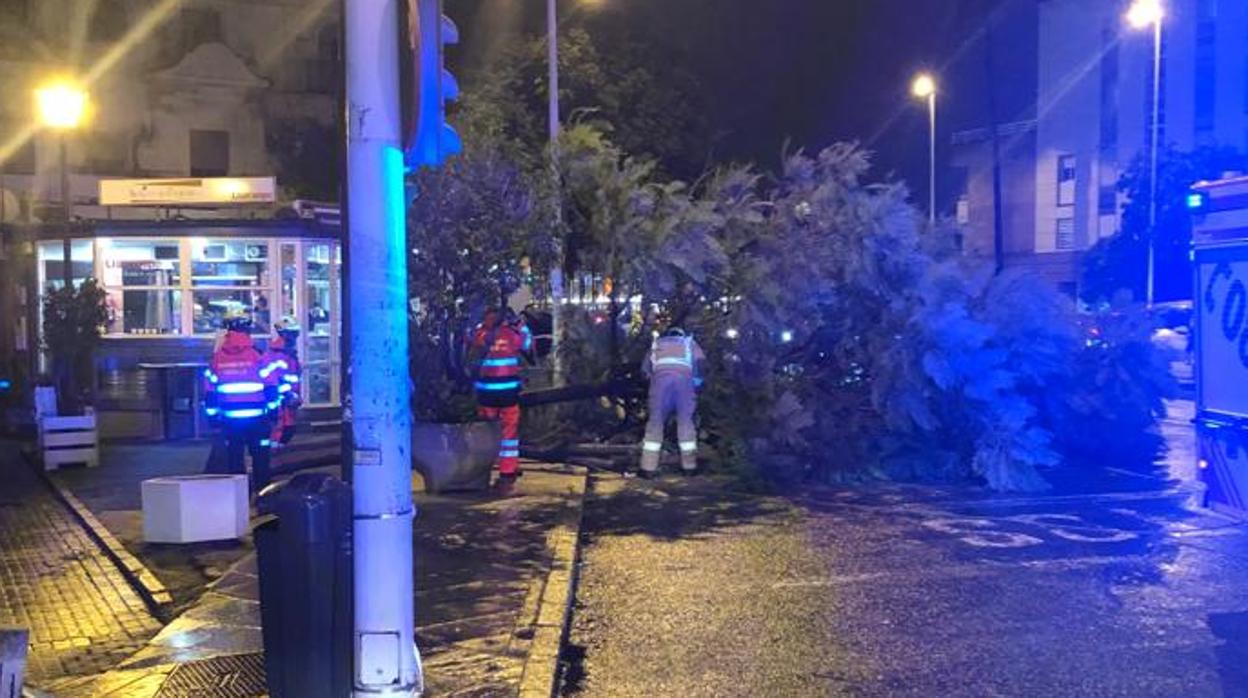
[771,573,889,589]
[920,518,1045,548]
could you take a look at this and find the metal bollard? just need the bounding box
[0,627,29,698]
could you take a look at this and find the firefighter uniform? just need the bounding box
[203,324,279,490]
[640,329,706,475]
[470,311,533,481]
[263,319,302,446]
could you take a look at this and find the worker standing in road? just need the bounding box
[639,327,705,478]
[469,307,533,494]
[203,309,279,492]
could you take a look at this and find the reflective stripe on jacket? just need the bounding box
[471,320,529,406]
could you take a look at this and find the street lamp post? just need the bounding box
[911,73,937,225]
[35,82,87,289]
[1127,0,1164,308]
[547,0,565,386]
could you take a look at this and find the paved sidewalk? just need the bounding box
[44,461,586,697]
[0,444,162,686]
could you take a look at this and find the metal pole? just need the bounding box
[547,0,565,386]
[1145,18,1161,308]
[60,135,71,289]
[928,92,936,225]
[344,1,421,695]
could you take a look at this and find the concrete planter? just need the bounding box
[412,420,501,494]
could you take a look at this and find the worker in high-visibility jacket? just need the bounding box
[203,310,280,491]
[639,327,706,477]
[262,317,302,448]
[469,308,533,491]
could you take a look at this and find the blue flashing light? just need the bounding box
[780,330,794,344]
[0,379,10,390]
[1187,192,1208,211]
[224,408,264,419]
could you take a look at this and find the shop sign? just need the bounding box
[99,177,277,206]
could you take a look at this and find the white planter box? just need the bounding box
[39,414,99,470]
[141,475,250,543]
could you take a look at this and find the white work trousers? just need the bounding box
[641,371,698,472]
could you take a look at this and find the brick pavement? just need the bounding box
[0,447,161,685]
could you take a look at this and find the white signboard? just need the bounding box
[99,177,276,206]
[1197,251,1248,418]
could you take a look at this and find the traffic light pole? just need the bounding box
[344,1,422,696]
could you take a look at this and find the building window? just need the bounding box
[1055,217,1076,251]
[1098,185,1117,215]
[189,130,229,177]
[303,242,340,406]
[89,0,128,42]
[190,239,272,335]
[84,132,128,175]
[97,239,183,335]
[1057,155,1077,206]
[37,240,95,293]
[0,0,27,22]
[182,8,222,49]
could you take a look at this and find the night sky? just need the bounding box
[453,0,1038,209]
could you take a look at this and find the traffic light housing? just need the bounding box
[403,0,462,169]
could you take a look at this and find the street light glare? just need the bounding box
[1126,0,1164,29]
[36,82,88,129]
[911,73,936,99]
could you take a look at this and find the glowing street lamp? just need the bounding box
[1126,0,1164,30]
[1126,0,1164,307]
[35,80,89,288]
[36,82,88,130]
[911,73,938,224]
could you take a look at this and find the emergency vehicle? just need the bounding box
[1189,175,1248,519]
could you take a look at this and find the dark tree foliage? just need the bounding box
[41,278,107,414]
[1081,146,1247,305]
[457,28,712,178]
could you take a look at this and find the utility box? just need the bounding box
[1190,176,1248,519]
[255,473,353,698]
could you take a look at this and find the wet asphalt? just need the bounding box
[563,411,1248,697]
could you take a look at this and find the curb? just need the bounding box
[516,465,588,698]
[19,448,176,623]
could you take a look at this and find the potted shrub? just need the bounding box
[407,148,552,493]
[41,277,107,416]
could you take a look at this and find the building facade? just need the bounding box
[0,0,346,433]
[0,0,340,222]
[953,0,1248,292]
